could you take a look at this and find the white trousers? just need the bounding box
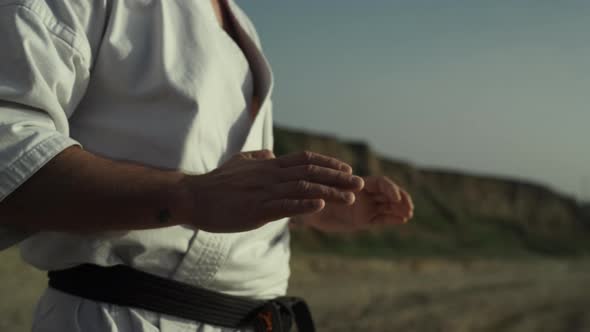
[32,288,255,332]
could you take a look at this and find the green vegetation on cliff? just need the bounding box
[274,126,590,258]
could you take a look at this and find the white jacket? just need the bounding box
[0,1,289,331]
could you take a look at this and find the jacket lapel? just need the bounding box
[224,0,275,152]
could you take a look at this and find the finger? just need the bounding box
[377,203,413,219]
[276,151,353,174]
[240,149,276,160]
[364,176,402,202]
[379,193,414,217]
[260,198,325,221]
[372,194,391,203]
[371,189,413,218]
[401,189,415,212]
[394,190,414,219]
[381,178,402,202]
[271,180,356,204]
[277,165,364,191]
[369,192,403,204]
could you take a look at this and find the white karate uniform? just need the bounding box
[0,1,290,331]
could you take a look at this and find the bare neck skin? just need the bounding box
[210,0,261,117]
[210,0,237,37]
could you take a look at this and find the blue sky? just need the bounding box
[239,1,590,200]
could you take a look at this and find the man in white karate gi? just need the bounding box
[0,0,414,331]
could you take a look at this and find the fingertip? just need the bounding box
[340,164,353,174]
[392,187,402,202]
[344,192,356,205]
[352,176,365,190]
[403,190,415,207]
[391,217,407,225]
[307,198,325,211]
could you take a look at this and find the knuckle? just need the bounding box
[296,180,311,193]
[280,199,294,212]
[332,186,343,196]
[337,170,349,181]
[324,187,336,198]
[304,164,316,174]
[301,151,314,162]
[329,158,340,168]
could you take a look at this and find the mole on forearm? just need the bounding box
[156,208,172,224]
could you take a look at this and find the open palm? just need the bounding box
[306,175,414,233]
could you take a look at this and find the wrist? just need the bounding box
[160,171,195,226]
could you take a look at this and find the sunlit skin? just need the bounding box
[211,0,231,30]
[295,174,415,233]
[211,0,415,231]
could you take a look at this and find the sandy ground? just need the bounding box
[2,248,590,332]
[288,255,590,332]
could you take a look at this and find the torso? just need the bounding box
[17,4,289,330]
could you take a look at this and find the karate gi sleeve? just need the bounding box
[0,3,91,249]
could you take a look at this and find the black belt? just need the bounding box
[48,264,315,332]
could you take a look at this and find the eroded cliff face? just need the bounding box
[274,126,589,256]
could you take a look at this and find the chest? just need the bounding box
[89,2,232,97]
[70,0,273,172]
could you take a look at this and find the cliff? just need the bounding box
[274,126,590,257]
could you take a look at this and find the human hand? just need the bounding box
[299,175,414,233]
[179,150,365,233]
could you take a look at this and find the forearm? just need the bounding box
[0,146,190,233]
